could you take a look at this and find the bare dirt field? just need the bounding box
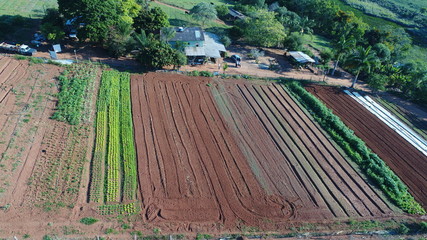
[0,56,97,238]
[306,84,427,210]
[130,72,399,233]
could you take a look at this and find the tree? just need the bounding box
[298,16,314,35]
[220,35,231,47]
[104,21,134,57]
[40,22,65,41]
[216,5,229,20]
[240,9,286,47]
[346,46,379,88]
[283,32,304,51]
[57,0,139,42]
[372,43,391,64]
[133,7,169,33]
[174,51,187,70]
[331,35,356,75]
[137,40,178,69]
[241,0,265,8]
[160,27,176,43]
[190,2,217,27]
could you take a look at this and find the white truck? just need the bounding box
[0,42,37,56]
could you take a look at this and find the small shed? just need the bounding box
[288,51,315,64]
[229,8,246,20]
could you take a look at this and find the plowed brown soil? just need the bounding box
[131,73,296,231]
[306,84,427,210]
[131,73,398,232]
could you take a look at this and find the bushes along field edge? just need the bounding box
[284,80,425,214]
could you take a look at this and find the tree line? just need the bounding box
[229,0,427,104]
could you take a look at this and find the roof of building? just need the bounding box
[203,32,226,58]
[185,46,206,56]
[288,51,315,64]
[229,9,246,19]
[162,27,205,42]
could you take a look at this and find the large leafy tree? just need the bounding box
[189,2,217,27]
[133,7,169,33]
[137,40,178,69]
[57,0,139,42]
[346,46,379,88]
[241,9,286,47]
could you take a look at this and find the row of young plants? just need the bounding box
[52,63,97,125]
[106,73,121,202]
[89,71,111,203]
[284,81,425,214]
[89,70,138,204]
[119,72,138,201]
[97,202,138,215]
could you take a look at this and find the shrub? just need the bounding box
[80,217,98,225]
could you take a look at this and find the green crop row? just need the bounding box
[105,73,121,203]
[89,72,112,203]
[52,63,97,125]
[97,202,138,215]
[89,70,138,205]
[119,73,138,201]
[285,81,425,215]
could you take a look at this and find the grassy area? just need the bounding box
[388,0,426,11]
[303,34,333,52]
[330,0,400,28]
[150,1,229,30]
[156,0,232,10]
[0,0,57,18]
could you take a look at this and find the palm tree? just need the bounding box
[346,46,379,88]
[331,36,356,76]
[161,27,176,44]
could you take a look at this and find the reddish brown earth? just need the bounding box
[306,84,427,210]
[131,73,295,232]
[130,73,398,232]
[0,56,98,239]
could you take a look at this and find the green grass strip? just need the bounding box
[284,81,425,215]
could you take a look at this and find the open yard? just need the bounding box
[306,85,427,210]
[0,0,57,18]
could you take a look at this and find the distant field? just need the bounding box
[157,0,232,10]
[150,1,229,29]
[0,0,57,18]
[303,34,333,52]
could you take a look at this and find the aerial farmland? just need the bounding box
[1,0,427,238]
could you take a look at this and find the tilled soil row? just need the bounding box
[131,73,294,231]
[212,81,394,221]
[306,85,427,210]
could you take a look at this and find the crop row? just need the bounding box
[89,72,111,203]
[285,81,425,214]
[89,70,138,205]
[52,63,98,125]
[105,74,121,202]
[119,72,138,201]
[97,202,138,215]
